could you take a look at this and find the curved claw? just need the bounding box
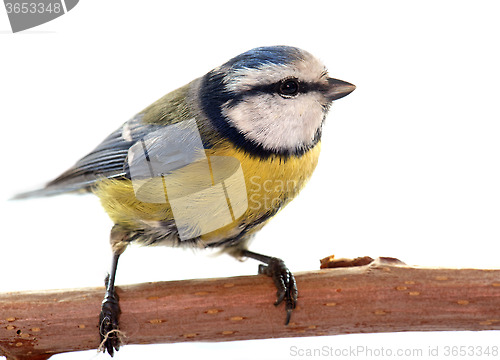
[258,257,297,325]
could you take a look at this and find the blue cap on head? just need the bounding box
[224,46,304,71]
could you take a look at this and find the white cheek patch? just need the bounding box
[222,93,325,152]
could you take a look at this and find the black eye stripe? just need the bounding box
[222,79,331,109]
[228,81,327,102]
[254,81,324,94]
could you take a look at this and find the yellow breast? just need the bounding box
[95,141,321,244]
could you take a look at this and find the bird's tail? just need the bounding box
[11,183,92,200]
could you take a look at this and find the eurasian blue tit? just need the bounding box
[15,45,355,355]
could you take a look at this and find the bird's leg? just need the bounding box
[241,249,297,325]
[99,252,121,356]
[99,225,129,356]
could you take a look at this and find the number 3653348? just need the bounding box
[5,2,62,14]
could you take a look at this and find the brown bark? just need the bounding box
[1,258,500,359]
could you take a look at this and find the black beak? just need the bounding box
[326,78,356,101]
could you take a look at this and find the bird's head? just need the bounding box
[199,46,355,157]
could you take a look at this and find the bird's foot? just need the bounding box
[258,257,297,325]
[99,279,122,356]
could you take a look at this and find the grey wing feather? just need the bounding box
[13,115,159,199]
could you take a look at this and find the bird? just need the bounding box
[13,45,355,356]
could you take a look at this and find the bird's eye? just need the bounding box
[278,78,300,97]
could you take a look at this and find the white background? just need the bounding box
[1,1,500,359]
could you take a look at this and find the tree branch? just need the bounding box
[1,258,500,359]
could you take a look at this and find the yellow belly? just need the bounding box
[95,141,321,244]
